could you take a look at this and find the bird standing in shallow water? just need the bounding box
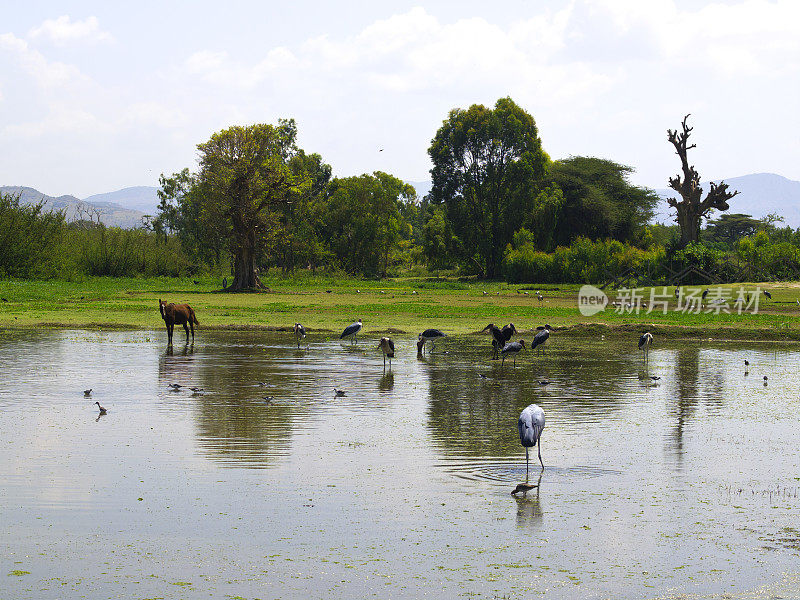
[83,389,92,397]
[530,325,553,355]
[501,340,526,367]
[639,332,653,361]
[95,401,107,415]
[294,323,306,348]
[417,328,446,354]
[340,319,362,344]
[518,404,545,475]
[378,337,395,369]
[482,323,505,359]
[333,388,346,397]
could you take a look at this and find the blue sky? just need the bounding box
[1,0,798,198]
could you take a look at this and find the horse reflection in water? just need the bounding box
[165,342,194,357]
[512,472,543,528]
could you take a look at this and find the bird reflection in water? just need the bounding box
[512,472,543,528]
[379,371,395,391]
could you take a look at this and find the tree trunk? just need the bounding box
[228,232,266,291]
[667,114,738,249]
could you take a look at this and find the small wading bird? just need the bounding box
[417,328,446,354]
[83,389,92,397]
[340,319,362,344]
[639,332,653,361]
[518,404,545,475]
[95,401,107,415]
[294,322,306,348]
[333,388,347,397]
[536,291,543,303]
[168,383,182,391]
[530,325,553,355]
[378,337,395,368]
[501,339,526,367]
[764,290,772,300]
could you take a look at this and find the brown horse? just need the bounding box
[159,299,199,345]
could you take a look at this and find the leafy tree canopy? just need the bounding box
[428,97,550,278]
[549,156,658,247]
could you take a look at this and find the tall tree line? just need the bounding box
[154,101,661,286]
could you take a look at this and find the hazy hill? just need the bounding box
[654,173,800,227]
[411,173,800,228]
[84,186,160,215]
[0,186,147,229]
[4,172,797,230]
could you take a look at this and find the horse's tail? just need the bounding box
[189,306,199,325]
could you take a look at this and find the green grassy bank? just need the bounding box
[1,275,799,340]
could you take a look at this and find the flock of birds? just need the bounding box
[84,296,771,495]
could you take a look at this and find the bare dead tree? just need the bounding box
[667,114,738,247]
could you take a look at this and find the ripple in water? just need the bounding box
[440,457,621,485]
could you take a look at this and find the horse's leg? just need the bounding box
[183,321,190,342]
[167,322,174,345]
[189,320,194,342]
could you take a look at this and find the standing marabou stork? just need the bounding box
[530,325,553,355]
[340,319,363,344]
[482,323,505,359]
[501,339,526,367]
[501,323,517,344]
[417,328,446,354]
[378,337,395,368]
[293,323,306,348]
[518,404,545,474]
[639,331,653,361]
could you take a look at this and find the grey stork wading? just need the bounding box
[378,337,395,368]
[530,325,552,355]
[294,323,306,348]
[518,404,545,475]
[639,332,653,361]
[501,339,526,367]
[417,328,446,354]
[340,319,363,344]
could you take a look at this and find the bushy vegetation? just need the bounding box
[503,234,664,284]
[0,191,195,280]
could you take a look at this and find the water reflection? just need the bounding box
[665,345,725,468]
[513,472,543,528]
[379,371,394,391]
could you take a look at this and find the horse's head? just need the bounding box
[159,298,166,319]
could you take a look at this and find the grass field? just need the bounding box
[1,274,800,340]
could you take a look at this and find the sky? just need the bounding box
[1,0,798,199]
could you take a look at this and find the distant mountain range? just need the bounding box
[2,172,798,229]
[0,185,156,229]
[654,173,800,227]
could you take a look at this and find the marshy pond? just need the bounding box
[1,329,799,599]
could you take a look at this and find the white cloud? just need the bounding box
[29,15,112,45]
[0,33,85,88]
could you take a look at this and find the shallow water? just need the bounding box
[1,329,799,599]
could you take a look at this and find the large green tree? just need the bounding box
[321,172,415,276]
[159,120,312,290]
[428,97,550,278]
[549,156,658,247]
